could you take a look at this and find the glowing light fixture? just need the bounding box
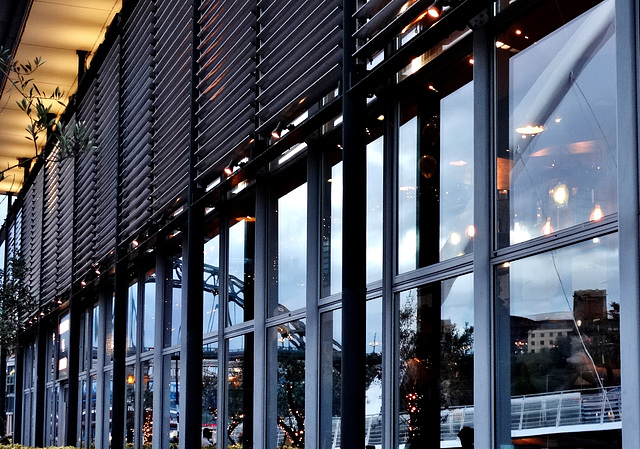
[449,160,468,166]
[271,121,284,139]
[449,232,461,246]
[465,225,476,239]
[589,204,604,221]
[541,218,553,236]
[515,125,544,135]
[552,183,569,206]
[427,1,442,18]
[127,374,135,385]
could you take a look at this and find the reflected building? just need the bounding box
[0,0,637,449]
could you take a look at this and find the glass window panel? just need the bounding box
[320,309,341,449]
[163,353,180,447]
[167,258,182,347]
[268,319,306,448]
[204,221,220,334]
[143,270,156,351]
[228,199,255,325]
[227,335,253,448]
[496,0,617,247]
[321,143,343,297]
[125,364,136,445]
[92,304,99,370]
[141,359,154,445]
[90,374,97,447]
[80,379,87,447]
[497,234,620,448]
[127,282,138,357]
[202,342,218,447]
[398,273,474,447]
[366,297,383,422]
[106,295,114,364]
[101,371,113,449]
[79,312,86,372]
[319,299,383,449]
[270,181,307,316]
[58,312,70,379]
[398,56,474,272]
[367,136,384,283]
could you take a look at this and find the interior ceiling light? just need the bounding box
[400,0,418,14]
[590,204,604,222]
[427,0,442,18]
[271,121,284,139]
[223,165,233,176]
[515,125,544,135]
[449,160,468,166]
[552,183,569,206]
[541,218,553,236]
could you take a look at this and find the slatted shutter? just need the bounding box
[74,80,98,282]
[95,40,120,262]
[22,171,43,300]
[195,0,256,184]
[57,150,74,296]
[255,0,342,132]
[119,1,155,241]
[41,148,59,303]
[152,0,192,217]
[7,209,21,262]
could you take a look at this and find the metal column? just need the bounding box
[341,1,368,448]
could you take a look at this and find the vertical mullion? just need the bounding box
[151,252,168,449]
[305,145,321,449]
[383,95,396,449]
[617,0,640,448]
[218,207,229,447]
[473,15,496,449]
[253,176,268,449]
[95,291,107,449]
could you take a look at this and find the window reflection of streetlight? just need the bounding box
[369,333,380,353]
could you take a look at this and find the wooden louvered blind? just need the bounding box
[151,0,192,218]
[195,0,256,184]
[7,210,21,261]
[255,0,342,133]
[94,40,120,263]
[74,80,98,282]
[41,148,59,303]
[119,0,155,241]
[22,171,43,300]
[57,153,74,296]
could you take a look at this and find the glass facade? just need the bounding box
[4,1,639,449]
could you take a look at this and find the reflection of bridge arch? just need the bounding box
[164,259,246,331]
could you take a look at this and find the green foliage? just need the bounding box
[0,256,38,348]
[0,45,95,175]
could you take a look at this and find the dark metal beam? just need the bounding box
[179,1,203,447]
[340,1,368,448]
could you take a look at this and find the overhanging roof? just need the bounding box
[0,0,121,194]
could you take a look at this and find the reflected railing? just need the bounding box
[323,386,622,449]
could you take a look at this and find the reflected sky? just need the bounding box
[277,183,307,311]
[367,137,384,283]
[507,0,616,243]
[508,234,619,318]
[330,162,343,295]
